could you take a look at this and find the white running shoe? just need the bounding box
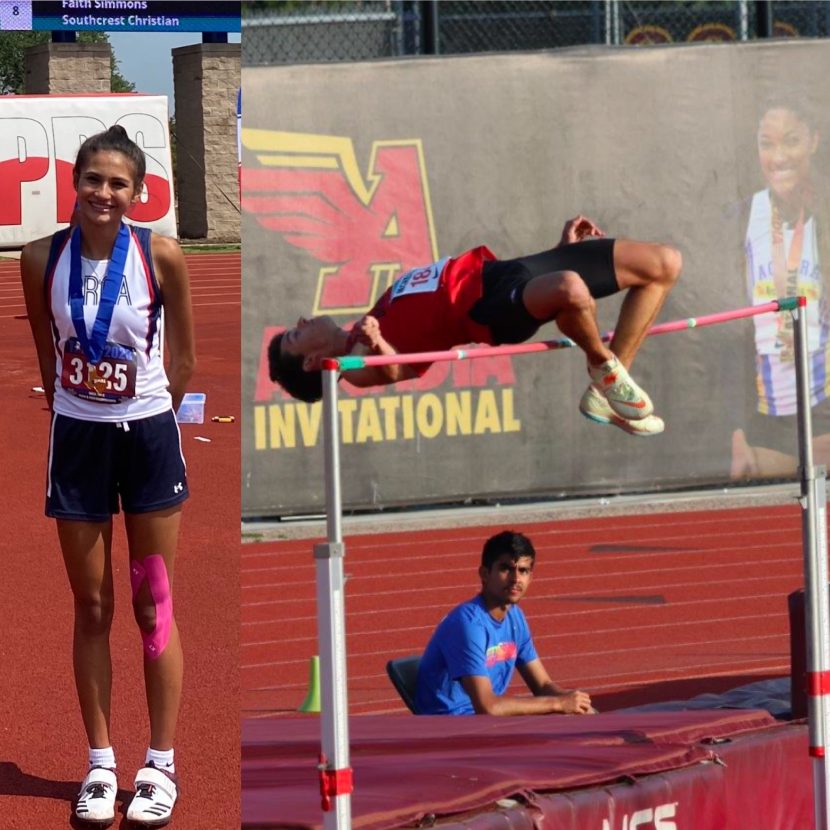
[588,356,654,420]
[126,764,178,827]
[75,766,117,825]
[579,384,664,436]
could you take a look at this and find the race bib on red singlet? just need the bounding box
[390,257,450,300]
[61,337,138,403]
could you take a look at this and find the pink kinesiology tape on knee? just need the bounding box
[130,555,172,660]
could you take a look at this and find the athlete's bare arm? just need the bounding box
[21,236,58,411]
[517,659,597,714]
[516,658,569,695]
[461,673,594,716]
[152,234,196,412]
[341,314,419,388]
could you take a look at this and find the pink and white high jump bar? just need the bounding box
[312,296,829,830]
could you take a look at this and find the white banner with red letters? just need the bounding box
[0,93,176,246]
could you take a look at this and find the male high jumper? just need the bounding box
[269,216,681,435]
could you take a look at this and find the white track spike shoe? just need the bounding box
[580,384,665,436]
[126,764,178,827]
[75,766,117,825]
[588,355,654,420]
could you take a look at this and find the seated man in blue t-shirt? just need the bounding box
[415,530,595,716]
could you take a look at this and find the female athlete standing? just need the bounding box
[21,125,195,826]
[731,98,830,478]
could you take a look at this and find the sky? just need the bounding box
[108,31,241,116]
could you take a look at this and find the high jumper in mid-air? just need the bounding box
[269,215,681,436]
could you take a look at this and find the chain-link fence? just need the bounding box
[242,0,830,66]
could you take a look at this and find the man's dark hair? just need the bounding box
[267,333,323,403]
[480,530,536,570]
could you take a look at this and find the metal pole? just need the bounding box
[604,0,612,45]
[316,364,352,830]
[793,297,830,830]
[756,0,774,37]
[738,0,750,40]
[421,0,440,55]
[321,365,343,544]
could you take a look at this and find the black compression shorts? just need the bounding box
[467,238,618,346]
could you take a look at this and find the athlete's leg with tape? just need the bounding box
[125,505,183,750]
[57,518,116,749]
[522,270,614,365]
[608,239,682,368]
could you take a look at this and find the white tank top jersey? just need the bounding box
[47,225,173,422]
[745,189,829,415]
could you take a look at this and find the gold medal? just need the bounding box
[87,364,108,395]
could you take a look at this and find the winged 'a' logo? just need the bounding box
[242,129,439,314]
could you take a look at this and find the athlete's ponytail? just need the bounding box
[74,125,146,186]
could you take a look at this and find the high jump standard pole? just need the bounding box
[312,298,821,830]
[316,362,353,830]
[793,296,830,830]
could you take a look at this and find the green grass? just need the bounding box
[181,243,241,253]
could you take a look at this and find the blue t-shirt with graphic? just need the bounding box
[415,594,538,715]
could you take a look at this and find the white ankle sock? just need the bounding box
[89,746,116,770]
[146,747,175,773]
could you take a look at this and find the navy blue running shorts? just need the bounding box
[468,238,618,345]
[46,410,189,521]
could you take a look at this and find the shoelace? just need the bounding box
[85,782,112,799]
[136,783,156,799]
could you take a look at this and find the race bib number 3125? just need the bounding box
[61,338,138,403]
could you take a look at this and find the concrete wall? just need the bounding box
[241,39,830,517]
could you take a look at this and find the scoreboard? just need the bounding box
[0,1,240,32]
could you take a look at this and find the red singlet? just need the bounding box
[347,246,496,376]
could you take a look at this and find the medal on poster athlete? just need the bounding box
[771,203,805,363]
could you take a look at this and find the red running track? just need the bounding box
[0,252,240,828]
[242,504,805,717]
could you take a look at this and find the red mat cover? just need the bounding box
[242,710,786,829]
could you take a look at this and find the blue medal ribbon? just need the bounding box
[69,222,131,364]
